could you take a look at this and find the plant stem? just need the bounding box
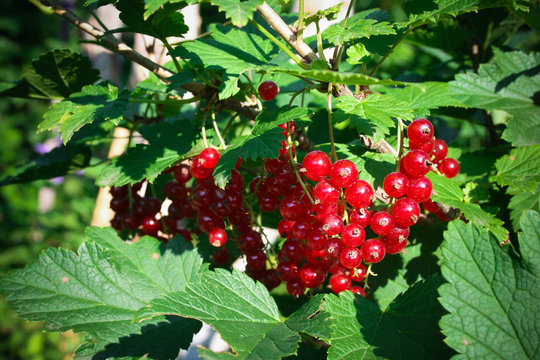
[315,22,328,65]
[369,27,413,77]
[327,83,338,162]
[201,111,209,148]
[211,107,227,150]
[129,96,200,105]
[287,134,314,205]
[331,0,356,70]
[160,37,182,73]
[396,117,405,170]
[249,19,310,70]
[298,0,304,39]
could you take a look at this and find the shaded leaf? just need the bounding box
[519,210,540,277]
[491,145,540,192]
[284,294,331,343]
[211,0,264,27]
[324,18,395,46]
[405,0,507,26]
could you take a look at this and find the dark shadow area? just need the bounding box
[494,65,540,92]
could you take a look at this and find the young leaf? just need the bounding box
[427,172,508,241]
[322,275,453,360]
[96,120,195,187]
[0,49,99,100]
[135,269,301,360]
[439,219,540,359]
[39,82,130,144]
[211,0,264,27]
[324,18,395,46]
[491,145,540,192]
[0,144,91,186]
[449,49,540,146]
[405,0,507,26]
[0,228,205,359]
[213,107,309,188]
[334,94,413,141]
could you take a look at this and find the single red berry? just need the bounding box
[370,211,395,235]
[258,80,279,101]
[246,251,267,271]
[439,158,460,178]
[422,199,440,213]
[258,193,279,212]
[199,148,220,169]
[277,262,299,281]
[345,180,374,209]
[383,172,409,198]
[299,263,326,288]
[361,238,386,263]
[163,181,187,202]
[340,247,362,269]
[330,159,358,188]
[307,227,329,251]
[351,264,367,282]
[111,214,124,230]
[341,223,366,248]
[302,151,332,181]
[278,121,297,136]
[110,197,129,213]
[392,197,420,227]
[292,217,314,240]
[329,274,352,294]
[402,150,432,177]
[382,226,410,254]
[351,286,366,297]
[238,230,263,254]
[173,164,192,183]
[279,193,308,220]
[141,217,161,236]
[322,214,343,236]
[313,202,343,223]
[209,228,228,247]
[287,278,306,298]
[279,238,306,264]
[407,119,434,147]
[314,180,340,204]
[304,248,326,264]
[110,185,128,198]
[190,156,213,179]
[349,208,371,228]
[261,269,281,291]
[410,138,434,153]
[406,176,432,203]
[435,210,451,221]
[325,237,344,259]
[277,219,295,238]
[431,139,448,162]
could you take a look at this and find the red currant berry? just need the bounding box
[340,247,362,269]
[341,224,366,248]
[383,172,409,198]
[278,121,296,136]
[349,208,371,228]
[199,148,220,169]
[279,238,306,264]
[122,214,139,231]
[345,180,374,209]
[279,193,308,220]
[111,214,124,230]
[173,164,192,183]
[407,118,434,147]
[351,286,366,297]
[351,264,367,282]
[292,217,314,240]
[329,274,352,294]
[370,211,395,235]
[406,176,432,203]
[361,238,386,263]
[246,251,267,271]
[302,151,332,181]
[392,197,420,227]
[330,159,358,188]
[307,227,329,251]
[261,269,281,291]
[286,278,306,298]
[141,217,161,236]
[277,262,299,281]
[439,158,460,178]
[278,219,295,238]
[325,237,344,259]
[402,150,432,177]
[422,199,440,213]
[258,80,279,101]
[212,247,230,265]
[238,230,263,254]
[322,214,343,236]
[313,202,343,223]
[410,138,434,153]
[190,156,213,179]
[304,248,326,264]
[110,185,128,198]
[381,226,410,254]
[110,197,129,213]
[314,180,340,204]
[299,263,326,288]
[431,139,448,162]
[209,228,228,247]
[258,193,279,212]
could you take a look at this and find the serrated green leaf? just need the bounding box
[324,18,395,46]
[439,220,540,359]
[508,185,540,231]
[449,49,540,146]
[491,145,540,192]
[346,43,371,65]
[0,49,99,100]
[427,172,508,240]
[143,0,187,19]
[0,144,91,186]
[96,120,195,187]
[211,0,264,27]
[406,18,469,52]
[213,107,309,188]
[0,228,205,359]
[267,68,407,86]
[303,3,342,26]
[322,275,452,360]
[405,0,507,26]
[519,210,540,277]
[334,94,413,141]
[40,82,130,144]
[135,269,300,359]
[284,294,332,343]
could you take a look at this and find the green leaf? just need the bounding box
[449,49,540,146]
[210,0,264,27]
[324,18,395,46]
[334,94,413,141]
[377,82,465,116]
[267,68,407,86]
[213,107,309,188]
[322,275,453,360]
[284,294,332,343]
[303,3,342,26]
[406,18,469,53]
[175,24,277,99]
[405,0,507,26]
[491,145,540,192]
[439,220,540,359]
[143,0,188,19]
[0,144,91,186]
[427,172,508,240]
[0,49,99,100]
[96,120,195,187]
[135,269,301,360]
[508,186,540,231]
[39,82,130,144]
[519,210,540,277]
[0,228,205,359]
[346,43,371,65]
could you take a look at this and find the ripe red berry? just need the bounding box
[238,230,263,254]
[141,217,161,236]
[361,238,386,263]
[286,278,306,297]
[329,159,358,188]
[406,176,433,203]
[345,180,374,209]
[340,247,362,269]
[246,251,267,271]
[322,214,343,236]
[325,237,344,259]
[407,119,434,147]
[199,148,220,169]
[402,150,432,177]
[422,199,440,213]
[439,158,460,178]
[299,263,326,288]
[212,247,230,265]
[306,227,329,251]
[258,193,279,212]
[341,223,366,248]
[277,262,299,281]
[277,219,295,238]
[370,211,395,235]
[329,274,352,294]
[313,202,343,223]
[392,197,420,227]
[173,164,192,183]
[381,226,410,254]
[349,207,372,228]
[410,138,434,154]
[292,217,314,240]
[190,156,213,179]
[258,80,279,100]
[279,194,308,220]
[279,238,306,264]
[431,139,448,162]
[383,172,409,198]
[302,151,332,181]
[314,180,340,204]
[351,264,367,282]
[209,228,228,247]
